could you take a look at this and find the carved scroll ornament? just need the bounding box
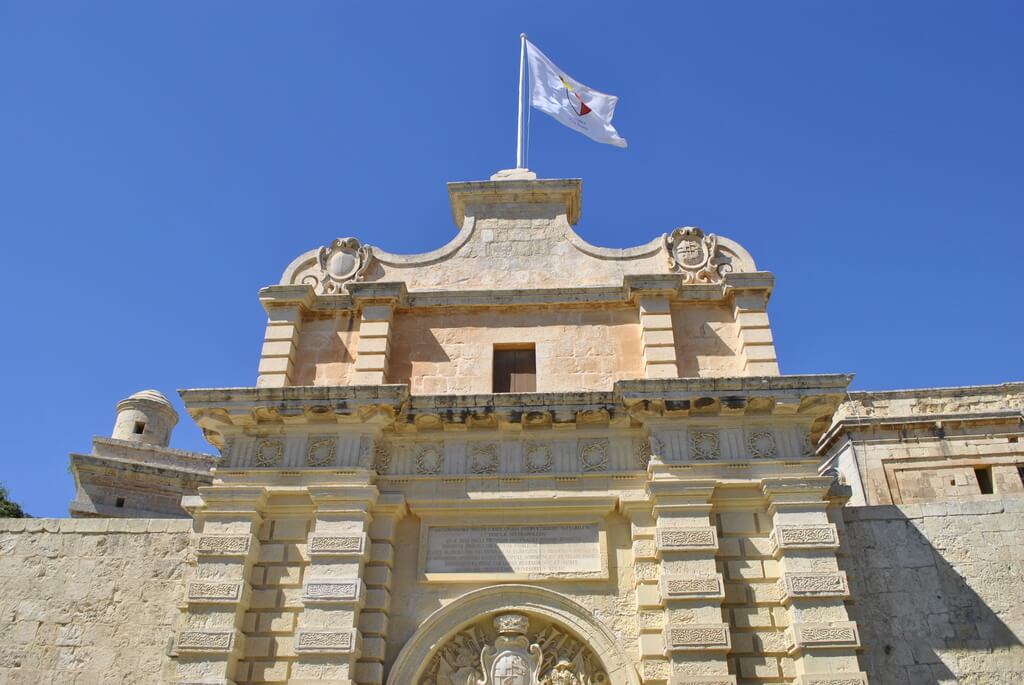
[301,237,374,294]
[665,227,733,283]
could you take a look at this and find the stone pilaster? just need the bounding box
[351,304,394,385]
[732,292,779,376]
[173,486,268,685]
[257,305,302,388]
[622,497,669,685]
[649,466,734,685]
[292,484,379,685]
[355,494,406,685]
[639,296,678,379]
[762,478,867,685]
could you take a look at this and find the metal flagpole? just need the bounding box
[516,33,527,168]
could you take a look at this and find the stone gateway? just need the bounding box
[1,169,1022,685]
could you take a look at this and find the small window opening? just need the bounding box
[132,421,146,435]
[974,467,994,495]
[949,479,956,486]
[1017,465,1024,487]
[493,346,536,393]
[1010,436,1019,444]
[115,497,125,508]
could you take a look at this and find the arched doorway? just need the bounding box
[386,585,641,685]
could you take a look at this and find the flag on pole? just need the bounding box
[525,39,627,148]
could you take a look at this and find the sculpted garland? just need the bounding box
[420,613,608,685]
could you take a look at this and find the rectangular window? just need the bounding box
[974,467,994,495]
[493,346,536,393]
[133,421,146,435]
[115,497,125,508]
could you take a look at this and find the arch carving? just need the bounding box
[386,585,641,685]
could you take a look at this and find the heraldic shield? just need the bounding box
[480,613,542,685]
[418,609,609,685]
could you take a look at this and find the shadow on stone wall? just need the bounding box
[841,499,1024,684]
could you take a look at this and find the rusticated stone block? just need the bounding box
[660,574,724,601]
[294,628,361,654]
[302,579,365,605]
[186,580,248,605]
[790,622,861,651]
[781,571,850,602]
[793,675,868,685]
[665,623,731,652]
[175,629,241,654]
[656,526,718,552]
[195,534,255,557]
[668,677,736,685]
[770,524,839,554]
[307,533,367,557]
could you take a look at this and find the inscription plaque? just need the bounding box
[425,524,601,575]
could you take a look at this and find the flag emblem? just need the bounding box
[525,39,627,148]
[559,75,592,116]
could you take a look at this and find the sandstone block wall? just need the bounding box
[0,518,192,684]
[842,498,1024,684]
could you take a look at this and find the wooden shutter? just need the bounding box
[494,348,536,392]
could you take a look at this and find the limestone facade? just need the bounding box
[821,383,1024,506]
[3,170,1019,684]
[69,390,216,518]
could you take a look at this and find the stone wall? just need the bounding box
[0,518,192,684]
[388,305,644,394]
[841,498,1024,684]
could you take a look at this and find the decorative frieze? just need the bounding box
[194,534,254,557]
[307,533,368,557]
[294,628,361,654]
[302,579,366,605]
[656,526,718,552]
[185,581,247,605]
[175,629,240,654]
[660,574,724,600]
[665,624,731,652]
[789,622,861,651]
[771,524,839,554]
[781,571,850,602]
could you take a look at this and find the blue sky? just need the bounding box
[1,2,1021,516]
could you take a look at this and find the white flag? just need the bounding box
[525,39,627,148]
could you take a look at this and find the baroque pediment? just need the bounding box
[279,172,759,294]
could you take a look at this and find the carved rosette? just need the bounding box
[302,237,374,294]
[665,227,732,283]
[418,613,608,685]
